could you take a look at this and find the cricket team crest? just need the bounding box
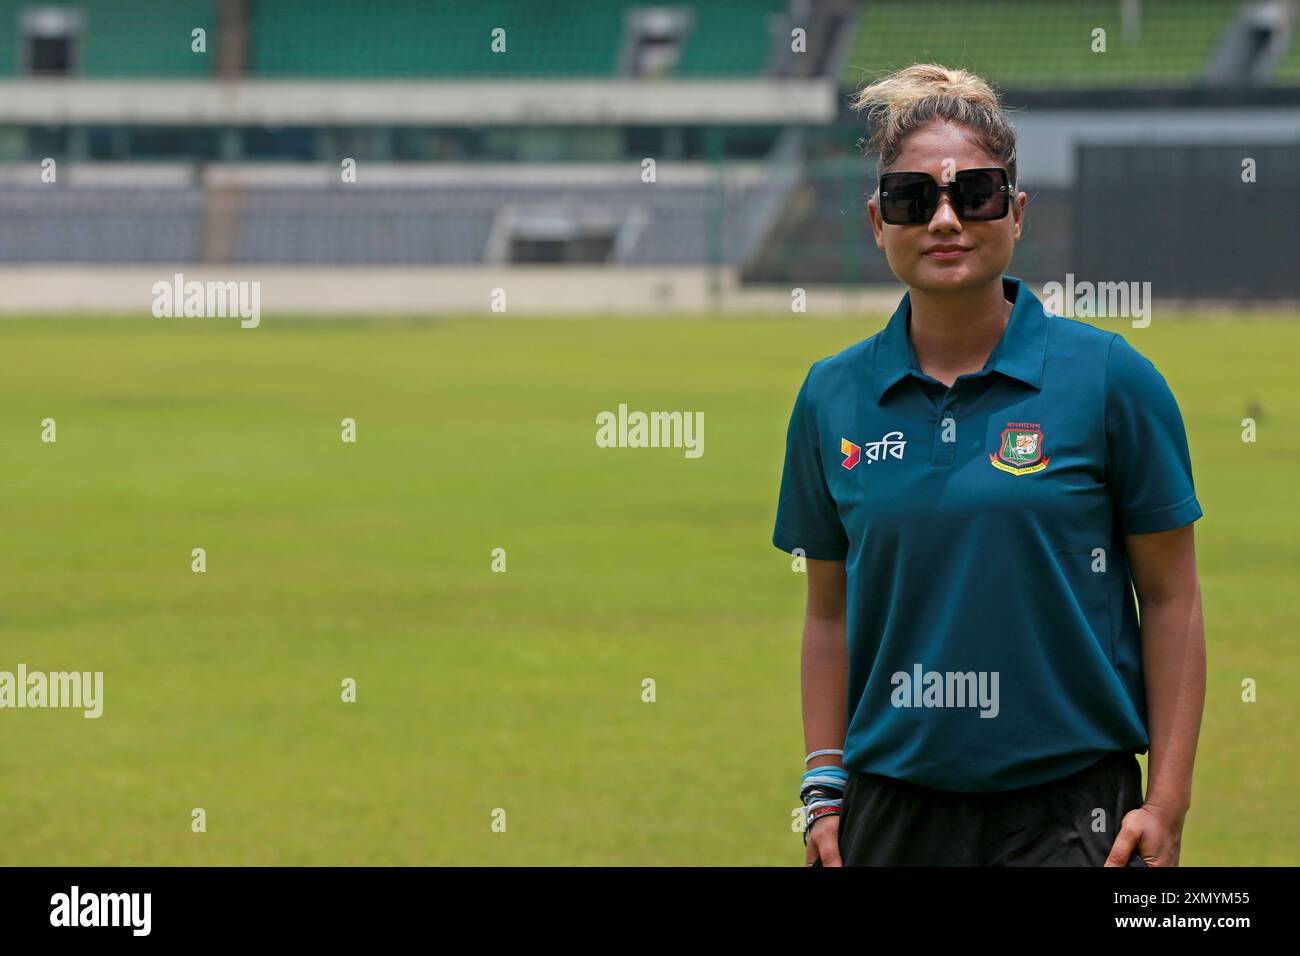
[989,422,1050,475]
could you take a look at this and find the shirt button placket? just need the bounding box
[933,399,957,466]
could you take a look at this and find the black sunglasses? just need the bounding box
[877,167,1013,225]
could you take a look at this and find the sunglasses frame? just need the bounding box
[876,166,1014,225]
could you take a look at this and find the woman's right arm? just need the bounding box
[802,557,849,867]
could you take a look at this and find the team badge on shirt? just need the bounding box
[989,422,1050,475]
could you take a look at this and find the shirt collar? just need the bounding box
[871,274,1049,404]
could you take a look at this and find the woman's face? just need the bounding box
[867,120,1026,294]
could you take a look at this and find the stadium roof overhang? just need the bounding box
[0,79,838,125]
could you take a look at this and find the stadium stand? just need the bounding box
[228,178,767,265]
[249,0,790,78]
[0,0,1297,301]
[841,0,1257,88]
[0,0,217,77]
[0,185,204,261]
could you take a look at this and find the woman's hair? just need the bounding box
[850,63,1018,187]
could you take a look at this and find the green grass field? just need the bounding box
[1,312,1296,865]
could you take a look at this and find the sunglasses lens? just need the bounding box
[953,169,1009,220]
[878,169,1011,223]
[879,173,936,224]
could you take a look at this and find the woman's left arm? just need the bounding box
[1105,523,1206,867]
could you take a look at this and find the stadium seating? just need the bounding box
[0,186,204,261]
[842,0,1255,88]
[0,180,767,265]
[0,0,786,79]
[1,0,1295,294]
[0,0,216,77]
[248,0,787,78]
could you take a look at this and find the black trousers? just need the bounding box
[812,751,1149,866]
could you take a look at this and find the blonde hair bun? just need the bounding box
[851,63,1017,182]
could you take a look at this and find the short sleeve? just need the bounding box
[772,367,849,560]
[1104,334,1203,535]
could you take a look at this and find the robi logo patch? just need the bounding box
[841,431,906,469]
[990,421,1050,475]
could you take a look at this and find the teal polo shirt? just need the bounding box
[772,275,1203,792]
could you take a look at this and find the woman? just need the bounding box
[774,64,1206,867]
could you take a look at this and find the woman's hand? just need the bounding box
[804,814,843,866]
[1104,802,1185,867]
